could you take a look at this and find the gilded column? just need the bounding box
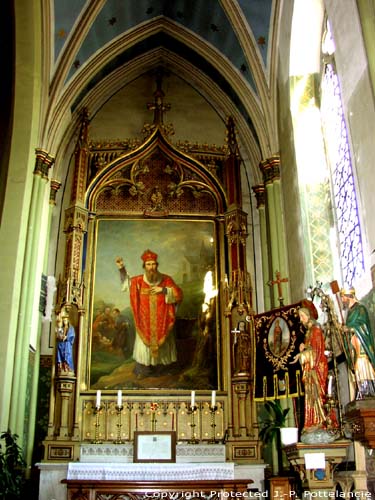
[57,109,89,311]
[56,377,76,439]
[223,117,253,316]
[222,118,259,460]
[70,108,90,207]
[45,181,63,440]
[52,110,90,448]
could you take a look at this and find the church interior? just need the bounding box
[2,0,375,499]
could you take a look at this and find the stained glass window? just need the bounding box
[320,21,365,288]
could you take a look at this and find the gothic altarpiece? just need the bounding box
[43,86,260,466]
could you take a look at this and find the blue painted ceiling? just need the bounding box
[53,0,275,150]
[54,0,273,91]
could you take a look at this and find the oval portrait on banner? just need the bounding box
[268,317,290,357]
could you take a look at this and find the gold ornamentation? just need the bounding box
[34,148,54,179]
[225,212,248,245]
[49,179,62,205]
[252,185,266,208]
[254,309,298,372]
[224,269,252,316]
[259,156,280,184]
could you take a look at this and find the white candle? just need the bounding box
[117,390,122,407]
[211,390,216,408]
[327,375,333,396]
[96,390,101,408]
[191,390,195,409]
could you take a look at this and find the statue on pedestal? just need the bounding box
[56,313,75,375]
[293,307,338,443]
[233,320,250,375]
[340,287,375,400]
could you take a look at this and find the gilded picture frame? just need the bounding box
[89,218,218,391]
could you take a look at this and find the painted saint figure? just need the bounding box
[296,307,337,439]
[56,314,75,374]
[340,287,375,399]
[234,320,251,375]
[116,249,183,377]
[272,318,283,355]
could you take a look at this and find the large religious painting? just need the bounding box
[89,218,218,391]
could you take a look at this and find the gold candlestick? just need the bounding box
[188,405,198,444]
[324,395,340,436]
[209,406,218,443]
[92,405,103,444]
[114,404,124,444]
[150,402,159,432]
[151,412,158,431]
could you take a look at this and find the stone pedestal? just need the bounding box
[37,463,68,500]
[269,476,296,499]
[284,440,350,497]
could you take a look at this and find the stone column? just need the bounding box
[9,148,54,438]
[259,156,290,307]
[25,178,62,466]
[252,184,271,310]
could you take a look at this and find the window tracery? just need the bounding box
[320,20,365,288]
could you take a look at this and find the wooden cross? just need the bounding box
[267,270,288,307]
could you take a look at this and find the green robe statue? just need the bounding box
[344,302,375,399]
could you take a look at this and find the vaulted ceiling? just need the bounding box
[54,0,273,88]
[45,0,283,170]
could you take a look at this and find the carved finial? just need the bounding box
[142,69,174,138]
[75,107,90,152]
[226,116,239,156]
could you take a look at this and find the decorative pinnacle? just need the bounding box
[147,68,171,126]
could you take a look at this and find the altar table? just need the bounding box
[67,462,235,481]
[63,479,253,500]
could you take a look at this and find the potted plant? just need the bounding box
[259,400,296,476]
[0,430,26,499]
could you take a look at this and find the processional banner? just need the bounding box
[253,300,315,401]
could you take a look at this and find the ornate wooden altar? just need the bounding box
[344,399,375,449]
[43,77,260,468]
[63,479,253,500]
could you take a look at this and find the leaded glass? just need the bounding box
[321,62,365,288]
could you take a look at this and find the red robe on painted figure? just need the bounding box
[129,273,183,361]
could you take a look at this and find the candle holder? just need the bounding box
[209,405,218,443]
[150,402,159,432]
[188,405,199,444]
[151,412,157,432]
[114,404,124,444]
[92,405,103,444]
[324,396,340,433]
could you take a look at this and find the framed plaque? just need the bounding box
[133,431,176,463]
